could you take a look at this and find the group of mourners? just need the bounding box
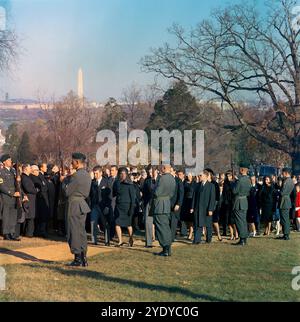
[0,152,299,266]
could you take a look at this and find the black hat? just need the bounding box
[204,168,215,176]
[239,161,250,169]
[72,152,86,161]
[0,154,11,163]
[282,167,291,174]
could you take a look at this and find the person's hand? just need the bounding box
[174,205,180,212]
[190,209,194,213]
[208,211,213,216]
[60,176,66,183]
[13,192,21,197]
[16,175,21,182]
[23,195,29,202]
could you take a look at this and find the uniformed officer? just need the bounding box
[0,154,21,241]
[62,153,92,267]
[152,164,176,257]
[231,162,251,246]
[278,168,294,240]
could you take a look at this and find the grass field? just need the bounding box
[0,233,300,302]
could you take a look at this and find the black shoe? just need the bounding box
[166,245,171,256]
[3,234,12,240]
[105,242,110,247]
[276,235,286,240]
[68,255,82,267]
[156,247,169,257]
[10,236,21,242]
[284,235,290,241]
[81,253,88,267]
[235,239,246,246]
[144,245,153,248]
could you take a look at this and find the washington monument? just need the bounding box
[78,68,84,99]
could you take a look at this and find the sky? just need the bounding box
[0,0,260,102]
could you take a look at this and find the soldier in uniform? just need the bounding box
[0,154,21,240]
[278,168,294,240]
[152,164,176,257]
[62,153,92,267]
[231,162,251,246]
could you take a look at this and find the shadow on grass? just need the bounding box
[0,247,54,264]
[24,262,226,302]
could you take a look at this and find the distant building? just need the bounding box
[0,99,42,110]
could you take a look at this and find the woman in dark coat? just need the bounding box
[259,176,275,236]
[180,173,196,240]
[113,167,136,247]
[220,171,238,240]
[21,164,38,237]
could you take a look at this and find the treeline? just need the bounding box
[2,82,290,171]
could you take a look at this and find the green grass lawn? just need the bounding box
[1,233,300,302]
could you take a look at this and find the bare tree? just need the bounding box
[141,0,300,173]
[122,83,142,129]
[0,3,17,73]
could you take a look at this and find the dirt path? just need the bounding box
[0,237,160,265]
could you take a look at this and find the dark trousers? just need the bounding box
[153,213,172,248]
[170,210,180,242]
[194,217,213,243]
[24,218,35,237]
[234,209,248,239]
[67,212,87,255]
[91,206,113,244]
[144,203,154,246]
[2,204,17,235]
[280,209,290,236]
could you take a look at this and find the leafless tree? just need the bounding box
[0,4,17,73]
[141,0,300,172]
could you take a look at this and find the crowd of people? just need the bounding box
[0,152,300,265]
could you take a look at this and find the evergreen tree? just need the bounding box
[17,131,33,163]
[3,123,20,160]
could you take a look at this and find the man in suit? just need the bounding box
[21,164,38,237]
[0,154,21,240]
[62,153,92,267]
[170,168,184,242]
[191,170,216,244]
[231,162,251,246]
[152,164,176,257]
[90,166,112,246]
[278,168,295,240]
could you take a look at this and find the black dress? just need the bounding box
[180,181,196,222]
[259,184,275,223]
[113,179,136,227]
[220,180,234,225]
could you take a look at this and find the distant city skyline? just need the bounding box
[1,0,255,102]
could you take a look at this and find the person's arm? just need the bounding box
[208,184,216,215]
[62,174,77,197]
[22,177,37,195]
[0,176,17,197]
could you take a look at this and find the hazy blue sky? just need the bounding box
[1,0,256,102]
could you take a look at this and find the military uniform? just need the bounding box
[0,167,18,238]
[152,172,176,256]
[231,174,251,243]
[279,176,294,238]
[63,168,92,260]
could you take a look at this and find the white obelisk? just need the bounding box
[77,68,84,99]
